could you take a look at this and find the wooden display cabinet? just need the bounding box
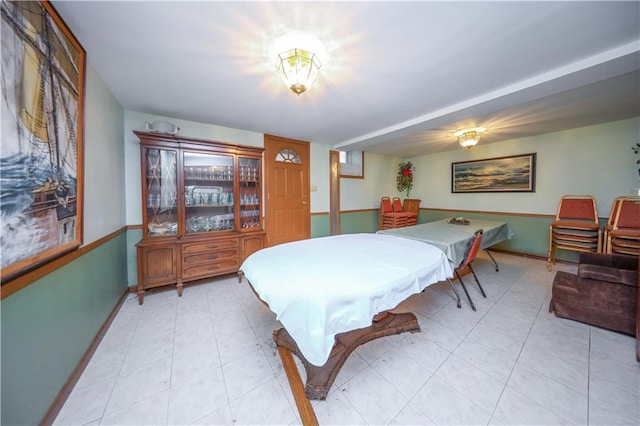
[135,131,265,304]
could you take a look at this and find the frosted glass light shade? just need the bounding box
[455,127,487,149]
[276,48,322,95]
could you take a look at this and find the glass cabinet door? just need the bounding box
[238,157,261,230]
[183,151,234,234]
[145,148,178,236]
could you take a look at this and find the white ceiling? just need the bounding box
[52,1,640,157]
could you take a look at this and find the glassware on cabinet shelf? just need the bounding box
[145,148,178,236]
[184,164,234,181]
[183,151,235,233]
[240,210,261,229]
[186,214,234,233]
[239,157,261,230]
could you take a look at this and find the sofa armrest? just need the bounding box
[579,252,638,271]
[578,264,638,286]
[636,275,640,363]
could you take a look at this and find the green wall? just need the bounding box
[1,234,129,425]
[312,208,592,263]
[311,211,379,237]
[340,210,379,234]
[420,209,552,257]
[126,228,143,286]
[311,214,330,238]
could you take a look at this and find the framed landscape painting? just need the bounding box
[452,153,536,193]
[1,0,86,282]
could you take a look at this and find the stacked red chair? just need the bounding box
[548,195,601,271]
[378,197,410,230]
[608,196,640,256]
[392,197,417,226]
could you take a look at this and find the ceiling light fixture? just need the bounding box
[455,127,487,149]
[276,48,322,95]
[269,30,327,96]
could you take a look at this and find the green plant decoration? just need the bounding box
[396,161,414,197]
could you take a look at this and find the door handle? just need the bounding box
[302,201,309,205]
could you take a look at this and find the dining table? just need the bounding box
[377,218,514,268]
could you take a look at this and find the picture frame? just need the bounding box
[1,0,86,282]
[452,153,536,193]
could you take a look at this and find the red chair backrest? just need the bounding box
[557,196,597,221]
[392,197,404,212]
[614,198,640,229]
[380,197,393,214]
[461,229,483,268]
[608,197,625,226]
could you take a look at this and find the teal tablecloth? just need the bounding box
[377,219,513,266]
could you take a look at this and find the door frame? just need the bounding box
[329,150,340,235]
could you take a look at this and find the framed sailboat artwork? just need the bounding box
[1,0,86,283]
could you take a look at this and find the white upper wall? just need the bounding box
[408,117,640,217]
[340,152,402,211]
[309,143,330,212]
[124,111,343,222]
[83,64,126,244]
[122,110,638,224]
[308,145,401,212]
[81,60,639,242]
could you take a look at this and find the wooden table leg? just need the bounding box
[274,311,420,400]
[277,346,319,426]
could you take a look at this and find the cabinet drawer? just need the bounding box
[182,239,238,254]
[183,259,238,279]
[183,249,238,266]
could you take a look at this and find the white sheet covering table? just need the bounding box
[239,233,452,366]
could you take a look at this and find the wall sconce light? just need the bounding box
[455,127,487,149]
[276,48,322,95]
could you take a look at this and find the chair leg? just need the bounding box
[468,264,486,298]
[454,270,476,311]
[447,278,462,309]
[485,249,499,271]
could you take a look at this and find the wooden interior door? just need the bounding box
[264,134,310,247]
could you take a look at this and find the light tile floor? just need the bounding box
[54,252,640,425]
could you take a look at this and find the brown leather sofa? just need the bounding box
[549,251,639,362]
